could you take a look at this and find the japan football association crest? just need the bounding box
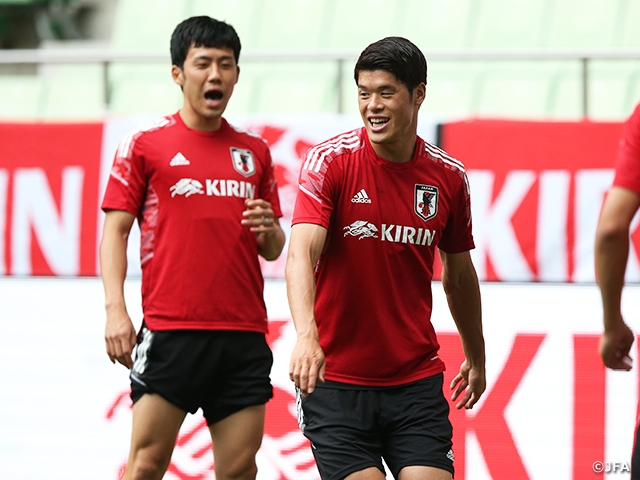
[230,147,256,177]
[415,184,438,221]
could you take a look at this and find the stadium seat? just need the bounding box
[111,0,190,51]
[339,60,360,117]
[587,60,640,120]
[474,61,559,119]
[471,0,548,48]
[40,64,106,120]
[324,0,403,50]
[245,61,339,114]
[399,0,475,50]
[0,74,43,120]
[188,0,263,50]
[251,0,330,50]
[423,60,484,119]
[546,62,583,120]
[619,0,640,47]
[108,63,182,117]
[542,0,624,48]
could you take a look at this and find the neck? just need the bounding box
[179,109,222,132]
[370,136,417,164]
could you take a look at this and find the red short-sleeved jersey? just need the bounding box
[292,127,475,387]
[102,113,282,332]
[613,103,640,193]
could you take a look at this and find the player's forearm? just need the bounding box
[285,250,320,341]
[595,227,629,330]
[443,265,485,366]
[258,223,286,261]
[100,229,130,314]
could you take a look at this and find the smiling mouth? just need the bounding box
[370,118,389,127]
[205,90,223,101]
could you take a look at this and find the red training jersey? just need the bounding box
[613,103,640,193]
[102,113,282,332]
[292,128,474,387]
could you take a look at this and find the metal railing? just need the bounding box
[1,48,640,116]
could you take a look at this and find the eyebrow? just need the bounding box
[357,83,397,91]
[192,54,234,62]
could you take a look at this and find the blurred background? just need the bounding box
[0,0,639,121]
[1,1,640,479]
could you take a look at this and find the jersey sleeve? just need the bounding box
[101,133,148,216]
[613,103,640,194]
[438,170,475,253]
[291,148,338,228]
[257,147,283,218]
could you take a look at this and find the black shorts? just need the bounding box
[297,374,454,480]
[130,325,273,425]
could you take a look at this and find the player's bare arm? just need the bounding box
[595,186,640,370]
[286,223,328,395]
[100,209,137,369]
[440,250,486,410]
[242,198,285,260]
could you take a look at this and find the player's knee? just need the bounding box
[216,457,258,480]
[125,450,171,480]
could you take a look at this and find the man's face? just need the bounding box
[357,69,425,150]
[172,44,239,130]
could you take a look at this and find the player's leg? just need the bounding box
[202,331,274,479]
[123,393,187,480]
[381,374,454,480]
[208,404,266,480]
[398,465,452,480]
[124,327,196,479]
[298,383,386,480]
[344,466,387,479]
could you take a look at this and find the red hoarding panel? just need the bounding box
[0,122,103,276]
[440,120,625,282]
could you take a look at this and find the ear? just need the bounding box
[235,65,240,85]
[414,82,426,107]
[171,65,184,87]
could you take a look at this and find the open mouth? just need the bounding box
[369,118,389,128]
[205,90,223,101]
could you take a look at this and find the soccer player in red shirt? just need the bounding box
[287,37,486,480]
[100,16,285,480]
[595,102,640,480]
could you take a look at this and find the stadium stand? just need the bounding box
[40,63,105,120]
[471,0,548,49]
[399,0,475,50]
[0,0,639,121]
[0,73,43,119]
[542,0,623,49]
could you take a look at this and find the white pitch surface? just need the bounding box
[0,277,637,479]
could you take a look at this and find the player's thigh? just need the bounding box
[298,385,386,479]
[381,375,453,477]
[129,393,187,464]
[208,404,266,469]
[398,465,452,480]
[344,466,387,480]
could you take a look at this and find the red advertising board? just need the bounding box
[0,117,630,281]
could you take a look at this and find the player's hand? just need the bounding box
[450,359,486,410]
[289,334,326,396]
[105,309,137,369]
[600,319,634,371]
[242,198,277,234]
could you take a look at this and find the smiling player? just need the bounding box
[287,37,486,480]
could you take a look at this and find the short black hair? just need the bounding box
[170,16,241,69]
[354,36,427,94]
